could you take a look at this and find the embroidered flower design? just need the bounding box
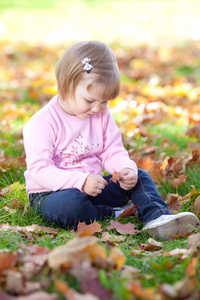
[59,134,99,166]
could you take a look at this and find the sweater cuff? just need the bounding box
[72,172,90,192]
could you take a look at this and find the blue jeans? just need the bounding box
[29,169,171,229]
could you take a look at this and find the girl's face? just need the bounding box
[58,74,111,119]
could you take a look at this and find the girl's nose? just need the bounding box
[91,105,101,113]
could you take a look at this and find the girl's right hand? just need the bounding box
[82,174,108,197]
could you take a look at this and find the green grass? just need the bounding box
[158,165,200,197]
[148,122,195,152]
[0,114,200,298]
[1,39,200,298]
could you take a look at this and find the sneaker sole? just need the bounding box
[142,213,199,240]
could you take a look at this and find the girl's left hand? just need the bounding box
[119,168,138,190]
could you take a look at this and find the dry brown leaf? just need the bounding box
[187,124,200,140]
[55,280,69,294]
[191,195,200,213]
[87,244,107,261]
[109,170,120,183]
[169,174,187,188]
[0,292,59,300]
[194,195,200,210]
[121,265,140,277]
[165,193,183,213]
[66,290,99,300]
[108,247,126,270]
[3,206,17,214]
[23,281,42,294]
[137,156,154,173]
[188,233,200,249]
[186,257,198,278]
[48,236,97,269]
[174,278,197,299]
[159,283,178,299]
[80,277,112,300]
[0,252,18,275]
[164,248,188,257]
[98,232,125,242]
[147,238,163,249]
[0,223,59,235]
[5,270,24,295]
[106,221,140,235]
[168,231,193,240]
[127,280,159,300]
[11,198,24,211]
[119,205,138,218]
[75,221,103,236]
[137,238,163,251]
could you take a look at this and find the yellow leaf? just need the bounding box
[87,244,107,261]
[109,247,126,270]
[48,236,97,269]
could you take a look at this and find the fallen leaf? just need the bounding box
[159,283,178,299]
[0,291,58,300]
[127,280,159,300]
[165,193,182,213]
[168,231,193,240]
[186,257,198,277]
[106,221,140,235]
[3,206,17,214]
[0,292,16,300]
[98,232,125,242]
[75,221,103,236]
[169,174,187,187]
[0,252,18,275]
[137,238,163,251]
[109,170,120,183]
[0,223,59,236]
[47,236,97,269]
[87,244,107,261]
[80,277,113,300]
[108,247,126,270]
[119,205,138,218]
[121,265,140,277]
[174,278,197,299]
[5,270,24,295]
[190,195,200,213]
[55,280,69,294]
[188,233,200,249]
[164,248,188,257]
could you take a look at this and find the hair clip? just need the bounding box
[81,57,93,73]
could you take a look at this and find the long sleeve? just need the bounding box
[23,114,89,193]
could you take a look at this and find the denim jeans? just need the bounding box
[29,169,171,229]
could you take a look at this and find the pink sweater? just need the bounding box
[23,95,137,194]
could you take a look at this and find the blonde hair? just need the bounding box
[55,40,121,101]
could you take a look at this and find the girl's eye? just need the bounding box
[85,99,93,103]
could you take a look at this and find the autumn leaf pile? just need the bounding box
[0,221,200,299]
[0,40,200,299]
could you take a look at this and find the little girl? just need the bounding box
[23,40,199,240]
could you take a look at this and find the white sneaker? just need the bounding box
[142,212,199,240]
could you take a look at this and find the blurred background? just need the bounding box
[1,0,200,47]
[1,0,200,185]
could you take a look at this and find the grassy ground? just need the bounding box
[0,1,200,298]
[0,40,200,299]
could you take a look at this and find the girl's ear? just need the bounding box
[60,77,66,92]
